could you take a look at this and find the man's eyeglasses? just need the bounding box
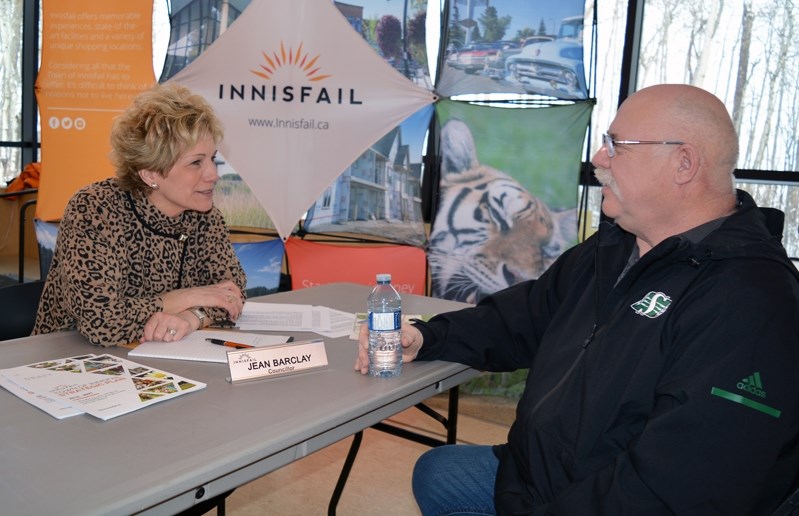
[602,133,684,158]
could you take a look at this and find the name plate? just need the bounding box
[226,339,328,382]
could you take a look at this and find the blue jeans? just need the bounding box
[412,444,498,516]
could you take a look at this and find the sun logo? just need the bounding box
[250,41,332,82]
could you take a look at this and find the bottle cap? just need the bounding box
[376,273,391,283]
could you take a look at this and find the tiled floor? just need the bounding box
[223,394,515,515]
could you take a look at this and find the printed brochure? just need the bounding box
[0,354,205,420]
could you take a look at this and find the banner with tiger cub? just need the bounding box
[430,99,592,303]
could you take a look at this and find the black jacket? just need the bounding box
[416,190,799,515]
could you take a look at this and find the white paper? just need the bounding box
[237,302,332,332]
[314,308,357,338]
[128,330,292,363]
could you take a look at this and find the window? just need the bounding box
[585,0,799,258]
[588,1,799,177]
[637,1,798,173]
[0,1,27,184]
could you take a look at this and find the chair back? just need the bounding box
[0,280,45,341]
[284,237,427,295]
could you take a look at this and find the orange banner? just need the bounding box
[285,238,427,295]
[35,0,156,221]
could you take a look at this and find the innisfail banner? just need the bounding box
[170,0,437,241]
[35,0,156,221]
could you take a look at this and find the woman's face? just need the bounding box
[142,135,219,217]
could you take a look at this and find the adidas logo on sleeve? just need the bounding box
[710,371,781,419]
[736,372,766,398]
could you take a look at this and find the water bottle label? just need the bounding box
[369,311,401,331]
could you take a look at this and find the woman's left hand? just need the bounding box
[159,280,244,320]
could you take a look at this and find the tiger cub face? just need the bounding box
[429,119,576,303]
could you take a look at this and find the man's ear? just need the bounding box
[674,144,699,185]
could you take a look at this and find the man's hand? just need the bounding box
[354,322,424,374]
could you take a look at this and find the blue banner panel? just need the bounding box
[232,238,285,297]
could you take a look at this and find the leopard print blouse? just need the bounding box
[32,178,246,346]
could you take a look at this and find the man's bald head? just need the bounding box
[623,84,739,176]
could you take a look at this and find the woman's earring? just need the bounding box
[151,182,159,190]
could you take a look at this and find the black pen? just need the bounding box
[205,338,253,349]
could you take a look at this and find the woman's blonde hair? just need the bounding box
[110,82,224,194]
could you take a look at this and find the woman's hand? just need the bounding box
[141,310,198,343]
[354,322,424,375]
[160,280,244,320]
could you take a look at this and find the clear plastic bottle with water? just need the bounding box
[367,273,402,377]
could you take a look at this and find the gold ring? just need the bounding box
[168,328,177,335]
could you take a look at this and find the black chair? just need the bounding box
[0,280,45,341]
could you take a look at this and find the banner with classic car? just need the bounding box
[436,0,588,99]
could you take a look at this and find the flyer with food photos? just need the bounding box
[0,354,205,420]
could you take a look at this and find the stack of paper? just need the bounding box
[237,302,356,338]
[0,354,205,420]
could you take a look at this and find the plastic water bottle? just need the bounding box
[367,273,402,377]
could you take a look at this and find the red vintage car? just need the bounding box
[450,42,504,74]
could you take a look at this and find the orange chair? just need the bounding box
[284,237,427,295]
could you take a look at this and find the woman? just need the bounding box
[33,82,246,347]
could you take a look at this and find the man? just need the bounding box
[356,84,799,514]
